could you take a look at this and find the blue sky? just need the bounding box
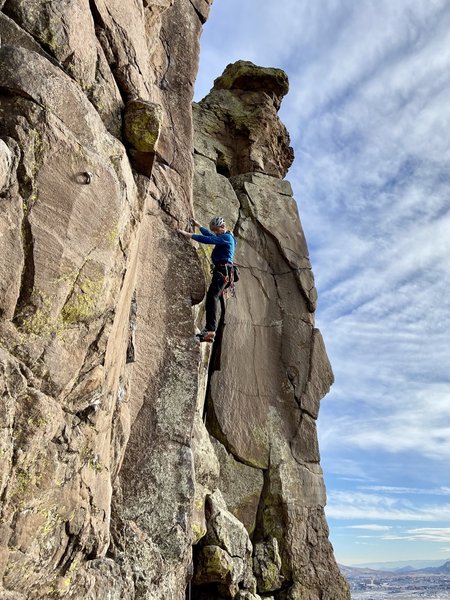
[194,0,450,566]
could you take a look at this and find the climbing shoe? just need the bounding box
[196,329,215,343]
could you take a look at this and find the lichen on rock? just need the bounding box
[194,59,294,179]
[213,60,289,107]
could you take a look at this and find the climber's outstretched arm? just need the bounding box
[178,229,194,239]
[199,226,213,236]
[191,233,228,245]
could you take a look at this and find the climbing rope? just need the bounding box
[234,263,311,277]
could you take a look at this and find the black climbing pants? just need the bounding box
[205,266,228,331]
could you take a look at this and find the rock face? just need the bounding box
[0,1,210,598]
[194,61,294,179]
[0,2,348,600]
[191,61,349,600]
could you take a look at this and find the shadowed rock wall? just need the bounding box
[0,2,348,599]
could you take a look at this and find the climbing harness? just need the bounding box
[212,262,240,299]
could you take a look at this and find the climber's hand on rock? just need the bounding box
[192,218,201,228]
[178,229,192,239]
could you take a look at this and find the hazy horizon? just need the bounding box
[343,557,450,568]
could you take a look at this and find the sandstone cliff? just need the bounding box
[0,2,349,599]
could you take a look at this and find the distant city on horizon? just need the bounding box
[342,558,450,599]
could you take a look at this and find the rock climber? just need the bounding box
[178,216,235,342]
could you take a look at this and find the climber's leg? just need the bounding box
[204,268,227,331]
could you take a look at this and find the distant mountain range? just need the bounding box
[339,564,385,577]
[420,561,450,574]
[342,558,450,571]
[340,560,450,577]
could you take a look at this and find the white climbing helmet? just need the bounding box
[209,216,225,229]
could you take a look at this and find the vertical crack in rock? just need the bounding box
[159,29,172,90]
[126,289,137,363]
[188,0,209,25]
[0,107,45,323]
[252,468,290,595]
[13,206,35,320]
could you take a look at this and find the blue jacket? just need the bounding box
[192,227,235,265]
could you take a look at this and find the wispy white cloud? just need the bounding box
[322,458,374,482]
[383,528,450,543]
[319,383,450,460]
[326,490,450,522]
[285,0,450,474]
[360,486,450,496]
[349,524,393,531]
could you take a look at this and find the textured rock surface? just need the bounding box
[0,1,211,598]
[253,537,283,593]
[191,62,349,599]
[194,61,294,178]
[0,2,347,599]
[192,491,257,599]
[210,437,264,535]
